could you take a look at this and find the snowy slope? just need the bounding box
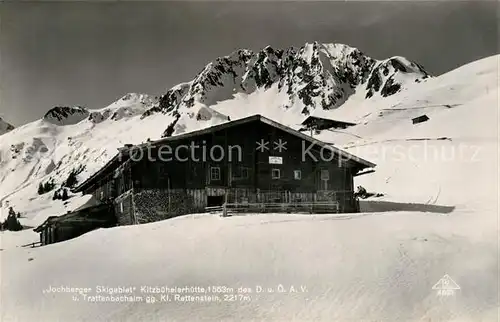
[0,55,498,321]
[0,42,427,223]
[0,210,497,322]
[0,93,168,224]
[328,55,498,211]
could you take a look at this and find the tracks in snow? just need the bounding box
[343,137,452,149]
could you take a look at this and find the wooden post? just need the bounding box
[222,202,227,217]
[222,190,228,217]
[168,177,171,213]
[312,193,316,214]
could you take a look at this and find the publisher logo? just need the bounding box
[432,274,460,297]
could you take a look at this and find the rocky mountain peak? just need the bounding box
[43,106,90,126]
[0,117,15,135]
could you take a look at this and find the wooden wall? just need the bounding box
[38,204,117,244]
[114,190,135,225]
[127,119,357,195]
[83,161,132,203]
[80,118,364,223]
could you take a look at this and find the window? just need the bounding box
[320,170,330,180]
[294,170,302,180]
[271,168,281,179]
[120,202,124,213]
[210,167,221,181]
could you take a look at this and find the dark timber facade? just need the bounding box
[72,115,375,225]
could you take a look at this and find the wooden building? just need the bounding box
[72,115,376,225]
[300,116,357,132]
[33,203,116,246]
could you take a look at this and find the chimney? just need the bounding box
[117,144,134,153]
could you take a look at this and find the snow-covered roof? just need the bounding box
[73,114,376,192]
[301,115,357,127]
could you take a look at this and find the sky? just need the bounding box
[0,1,498,126]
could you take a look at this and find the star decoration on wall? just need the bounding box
[256,139,269,152]
[273,139,287,152]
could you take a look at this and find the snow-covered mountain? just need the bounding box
[43,93,159,126]
[142,42,429,137]
[0,117,15,135]
[0,52,498,322]
[0,42,431,214]
[0,92,163,218]
[43,106,90,126]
